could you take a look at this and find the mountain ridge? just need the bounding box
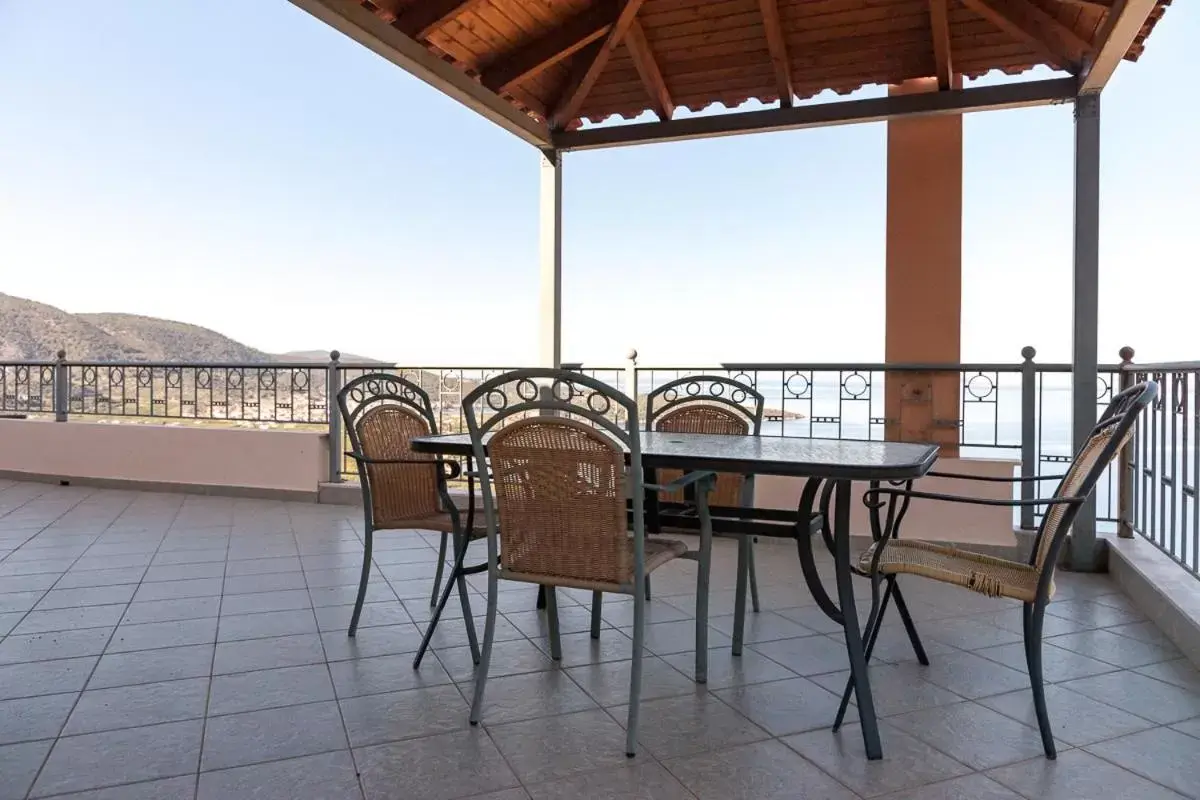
[0,293,372,363]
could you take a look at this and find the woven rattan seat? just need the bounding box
[859,539,1049,603]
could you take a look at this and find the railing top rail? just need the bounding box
[0,360,383,369]
[1121,361,1200,372]
[716,362,1117,372]
[0,361,56,367]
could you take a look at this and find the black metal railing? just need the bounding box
[1121,362,1200,576]
[5,346,1191,576]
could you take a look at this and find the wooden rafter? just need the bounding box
[548,0,648,129]
[481,4,617,94]
[287,0,550,147]
[960,0,1094,71]
[757,0,793,107]
[624,19,674,121]
[1059,0,1116,8]
[1080,0,1159,91]
[928,0,954,90]
[394,0,486,41]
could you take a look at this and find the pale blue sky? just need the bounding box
[0,1,1195,366]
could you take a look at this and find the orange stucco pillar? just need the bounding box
[884,77,962,457]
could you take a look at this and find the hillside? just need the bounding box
[0,293,272,362]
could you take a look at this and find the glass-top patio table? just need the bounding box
[411,430,939,760]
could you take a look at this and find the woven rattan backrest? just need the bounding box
[487,416,629,584]
[1030,381,1157,574]
[338,373,443,529]
[656,405,749,506]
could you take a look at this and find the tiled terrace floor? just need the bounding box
[1,480,1200,799]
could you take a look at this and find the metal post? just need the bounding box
[53,349,68,422]
[327,350,343,484]
[1020,346,1037,531]
[1117,346,1135,538]
[539,149,563,368]
[625,348,638,402]
[1070,92,1101,570]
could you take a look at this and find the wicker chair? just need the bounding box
[588,375,765,648]
[338,373,481,668]
[845,380,1157,759]
[463,369,716,757]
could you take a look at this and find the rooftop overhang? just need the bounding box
[288,0,1171,150]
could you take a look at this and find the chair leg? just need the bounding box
[348,527,373,637]
[469,567,499,726]
[732,536,750,656]
[695,515,713,684]
[889,579,929,666]
[626,573,646,757]
[747,537,761,613]
[413,530,473,668]
[545,585,562,661]
[1024,602,1057,759]
[536,584,547,610]
[430,531,448,608]
[833,579,894,730]
[453,534,480,665]
[590,591,603,640]
[645,575,652,601]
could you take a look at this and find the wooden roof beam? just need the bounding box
[624,19,674,121]
[549,0,648,129]
[287,0,550,147]
[1079,0,1160,92]
[554,77,1076,151]
[394,0,487,41]
[482,4,618,94]
[758,0,794,107]
[960,0,1094,71]
[928,0,954,90]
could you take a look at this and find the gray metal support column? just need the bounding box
[1020,346,1037,531]
[327,350,343,484]
[1069,92,1101,570]
[539,149,563,368]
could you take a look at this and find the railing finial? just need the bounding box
[626,348,638,364]
[329,350,341,363]
[56,349,66,361]
[1021,346,1036,362]
[1118,346,1134,364]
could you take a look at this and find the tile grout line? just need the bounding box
[21,488,176,800]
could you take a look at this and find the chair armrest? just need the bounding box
[925,470,1068,484]
[863,486,1085,509]
[646,470,717,494]
[345,451,460,480]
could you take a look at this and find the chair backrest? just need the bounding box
[646,375,764,506]
[338,373,443,528]
[1029,381,1158,580]
[462,369,643,588]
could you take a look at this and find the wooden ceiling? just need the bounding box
[351,0,1170,131]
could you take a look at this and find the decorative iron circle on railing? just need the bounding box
[731,371,754,389]
[784,372,810,399]
[15,366,28,383]
[258,371,276,390]
[137,368,153,388]
[516,378,539,402]
[1096,375,1113,403]
[227,369,244,389]
[1153,372,1166,410]
[841,372,869,399]
[166,368,182,389]
[291,370,309,391]
[109,367,124,386]
[441,372,461,393]
[197,368,211,389]
[82,367,97,384]
[1174,372,1188,414]
[40,366,54,384]
[966,373,996,401]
